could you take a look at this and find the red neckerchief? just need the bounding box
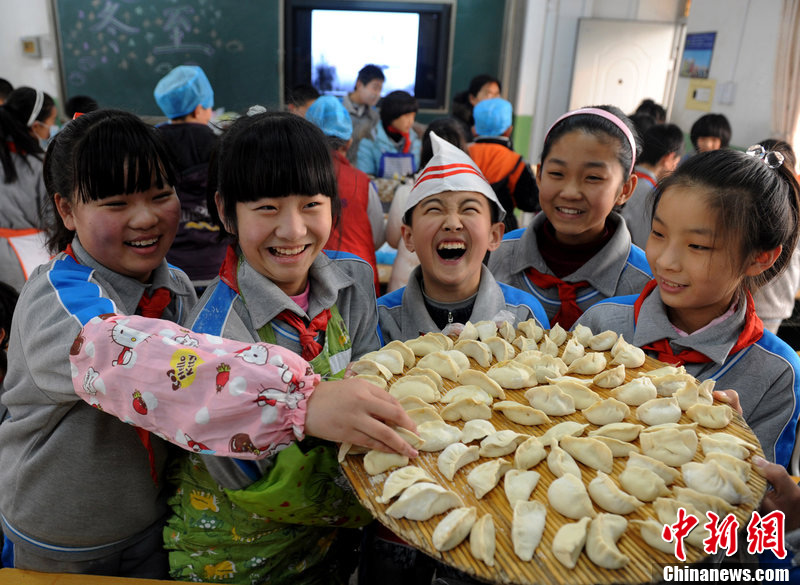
[633,279,764,365]
[525,268,589,329]
[387,124,411,153]
[219,245,241,293]
[634,170,657,189]
[63,243,164,485]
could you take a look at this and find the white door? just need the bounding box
[569,19,680,115]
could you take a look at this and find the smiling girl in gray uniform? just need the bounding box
[488,106,652,329]
[575,147,800,473]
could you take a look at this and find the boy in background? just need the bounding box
[154,65,226,291]
[343,64,384,164]
[468,97,539,232]
[286,83,319,117]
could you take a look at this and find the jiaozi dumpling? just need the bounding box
[364,450,409,475]
[458,369,505,399]
[360,349,405,374]
[611,377,657,406]
[549,322,568,346]
[547,438,582,479]
[541,421,589,444]
[486,336,515,362]
[406,333,448,356]
[467,458,512,498]
[479,430,528,457]
[547,473,596,520]
[350,358,392,379]
[517,318,544,342]
[588,422,644,442]
[582,397,630,425]
[524,385,576,416]
[639,424,698,466]
[504,468,541,507]
[440,385,492,405]
[498,321,516,342]
[626,452,680,485]
[586,514,630,569]
[700,432,756,459]
[514,435,547,470]
[355,374,388,390]
[460,419,496,443]
[566,352,607,375]
[618,465,670,502]
[539,334,559,357]
[589,330,618,351]
[649,372,697,397]
[588,471,644,514]
[383,339,416,367]
[470,514,496,567]
[457,321,479,341]
[673,485,735,519]
[610,341,645,368]
[406,406,443,425]
[635,396,682,426]
[675,378,715,410]
[474,319,498,341]
[632,519,676,554]
[454,339,492,368]
[703,452,750,483]
[493,401,551,426]
[417,350,467,381]
[386,483,463,521]
[376,465,435,503]
[552,517,591,569]
[548,378,600,409]
[592,436,640,458]
[593,364,626,389]
[560,337,585,366]
[681,460,751,505]
[437,443,480,481]
[405,366,444,391]
[653,497,706,549]
[487,360,537,389]
[513,335,538,352]
[432,506,477,552]
[389,375,440,403]
[416,420,462,452]
[572,324,594,346]
[560,435,614,473]
[686,403,733,429]
[511,501,547,561]
[512,500,547,561]
[440,397,492,423]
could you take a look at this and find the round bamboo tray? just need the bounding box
[341,331,767,585]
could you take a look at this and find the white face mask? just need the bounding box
[39,123,60,150]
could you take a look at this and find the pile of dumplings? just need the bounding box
[344,320,762,583]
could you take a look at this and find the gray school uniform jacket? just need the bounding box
[377,265,550,343]
[488,212,652,326]
[575,289,800,474]
[621,165,657,250]
[0,238,196,559]
[186,249,381,489]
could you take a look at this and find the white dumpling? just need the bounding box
[457,321,479,341]
[682,460,751,505]
[470,513,496,566]
[487,360,537,389]
[539,334,559,357]
[552,516,591,569]
[382,339,417,368]
[355,374,388,390]
[361,349,406,374]
[582,397,630,425]
[609,334,627,357]
[610,342,645,368]
[524,385,576,416]
[588,422,644,442]
[635,396,682,426]
[675,378,715,410]
[517,318,544,342]
[589,330,618,351]
[479,430,528,457]
[386,482,463,521]
[592,364,626,389]
[566,352,607,375]
[389,375,440,403]
[632,519,677,554]
[474,319,498,341]
[417,351,465,381]
[440,385,492,405]
[486,336,515,362]
[504,468,541,507]
[588,471,643,515]
[432,506,477,552]
[586,514,630,569]
[673,485,735,519]
[406,334,447,357]
[638,364,686,378]
[512,500,548,561]
[549,323,568,346]
[700,432,757,459]
[686,403,734,429]
[513,335,539,352]
[376,466,435,503]
[648,372,697,397]
[416,420,462,452]
[560,337,585,366]
[548,473,596,520]
[498,321,516,342]
[572,324,594,347]
[515,352,569,383]
[626,452,680,485]
[592,436,640,458]
[467,458,513,498]
[547,438,582,479]
[457,369,505,399]
[406,406,444,425]
[394,427,424,450]
[653,497,707,549]
[492,401,551,426]
[405,366,444,390]
[618,465,670,502]
[351,358,393,379]
[437,443,480,481]
[460,419,496,443]
[703,452,751,483]
[363,450,409,475]
[454,339,492,368]
[541,421,589,444]
[639,425,698,466]
[548,378,601,409]
[611,377,658,406]
[514,435,547,470]
[560,435,614,474]
[440,397,492,423]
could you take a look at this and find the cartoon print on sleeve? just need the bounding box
[110,319,151,367]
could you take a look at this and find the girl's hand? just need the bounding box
[713,389,742,415]
[305,378,418,458]
[753,456,800,532]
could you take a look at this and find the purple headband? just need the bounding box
[544,107,637,175]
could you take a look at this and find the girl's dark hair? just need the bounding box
[43,109,177,253]
[0,87,55,183]
[634,99,666,123]
[651,148,800,292]
[379,91,418,127]
[209,110,340,237]
[419,117,468,168]
[540,104,641,180]
[638,123,685,166]
[690,113,732,150]
[468,74,501,99]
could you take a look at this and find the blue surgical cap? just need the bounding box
[305,95,353,141]
[154,65,214,119]
[474,97,513,137]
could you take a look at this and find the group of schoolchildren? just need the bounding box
[1,58,800,585]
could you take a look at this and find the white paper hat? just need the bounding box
[405,132,506,221]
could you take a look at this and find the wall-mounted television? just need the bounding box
[284,0,454,110]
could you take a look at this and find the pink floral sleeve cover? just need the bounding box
[69,313,321,460]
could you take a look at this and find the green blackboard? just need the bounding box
[53,0,282,116]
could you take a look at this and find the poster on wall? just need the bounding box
[685,78,716,111]
[680,32,716,78]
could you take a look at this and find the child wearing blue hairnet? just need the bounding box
[154,65,227,292]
